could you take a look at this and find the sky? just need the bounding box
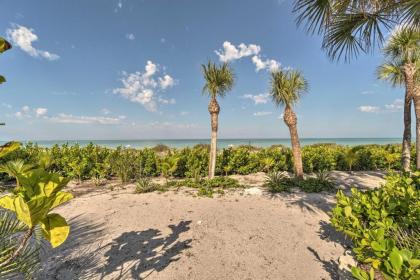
[0,0,407,140]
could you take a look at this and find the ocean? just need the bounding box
[0,138,402,149]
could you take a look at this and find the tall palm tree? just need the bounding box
[379,27,419,169]
[201,62,235,178]
[270,70,308,178]
[293,0,419,61]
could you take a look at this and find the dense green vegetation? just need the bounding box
[0,142,73,279]
[0,143,412,184]
[331,173,420,279]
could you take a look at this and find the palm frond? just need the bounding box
[201,61,235,98]
[270,69,308,107]
[292,0,418,61]
[377,61,405,87]
[0,211,40,279]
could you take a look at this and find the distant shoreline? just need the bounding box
[0,138,403,149]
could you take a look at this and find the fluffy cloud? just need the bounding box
[253,111,272,117]
[113,60,176,112]
[384,99,403,112]
[358,99,403,113]
[251,56,280,72]
[48,114,125,125]
[35,107,48,117]
[215,41,261,62]
[215,41,280,72]
[6,24,59,60]
[159,75,175,89]
[126,33,135,40]
[242,93,269,105]
[15,106,48,119]
[358,106,380,113]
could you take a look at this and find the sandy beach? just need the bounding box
[38,171,386,280]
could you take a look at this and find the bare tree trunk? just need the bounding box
[208,96,220,179]
[401,90,412,172]
[404,64,418,170]
[284,105,303,178]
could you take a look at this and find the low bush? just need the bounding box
[265,172,291,193]
[0,143,408,184]
[331,172,420,279]
[265,171,335,193]
[134,177,166,193]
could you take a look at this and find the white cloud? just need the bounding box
[215,41,261,62]
[358,99,404,113]
[358,106,380,113]
[251,55,280,72]
[48,114,125,125]
[101,108,111,115]
[113,60,176,112]
[361,90,375,95]
[253,111,272,117]
[158,74,175,89]
[6,24,59,60]
[384,99,403,112]
[15,105,45,119]
[160,38,166,43]
[126,33,135,40]
[35,107,48,117]
[158,97,176,104]
[214,41,280,72]
[242,93,269,105]
[148,121,197,129]
[180,111,189,116]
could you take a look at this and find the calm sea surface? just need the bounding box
[0,138,402,149]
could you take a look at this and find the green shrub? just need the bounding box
[331,172,420,279]
[135,177,165,193]
[264,172,291,193]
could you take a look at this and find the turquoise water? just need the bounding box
[0,138,402,149]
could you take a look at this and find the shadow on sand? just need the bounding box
[39,218,192,280]
[98,220,192,280]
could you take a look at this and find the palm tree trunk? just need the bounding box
[404,63,418,169]
[283,105,303,178]
[401,90,412,172]
[208,96,220,179]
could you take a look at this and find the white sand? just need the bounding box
[39,171,385,280]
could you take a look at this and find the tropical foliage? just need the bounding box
[0,142,73,279]
[201,61,235,179]
[0,143,410,187]
[293,0,420,61]
[0,37,11,85]
[331,172,420,279]
[270,69,308,178]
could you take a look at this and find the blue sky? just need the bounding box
[0,0,406,140]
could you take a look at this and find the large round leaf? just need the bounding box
[40,213,70,248]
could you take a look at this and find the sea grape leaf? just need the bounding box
[40,213,70,248]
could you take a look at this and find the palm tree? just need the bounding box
[201,62,235,179]
[270,70,308,178]
[378,27,419,169]
[378,61,412,171]
[293,0,419,61]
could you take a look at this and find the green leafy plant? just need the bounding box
[0,169,73,262]
[264,171,291,193]
[135,177,165,193]
[331,172,420,279]
[0,37,11,85]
